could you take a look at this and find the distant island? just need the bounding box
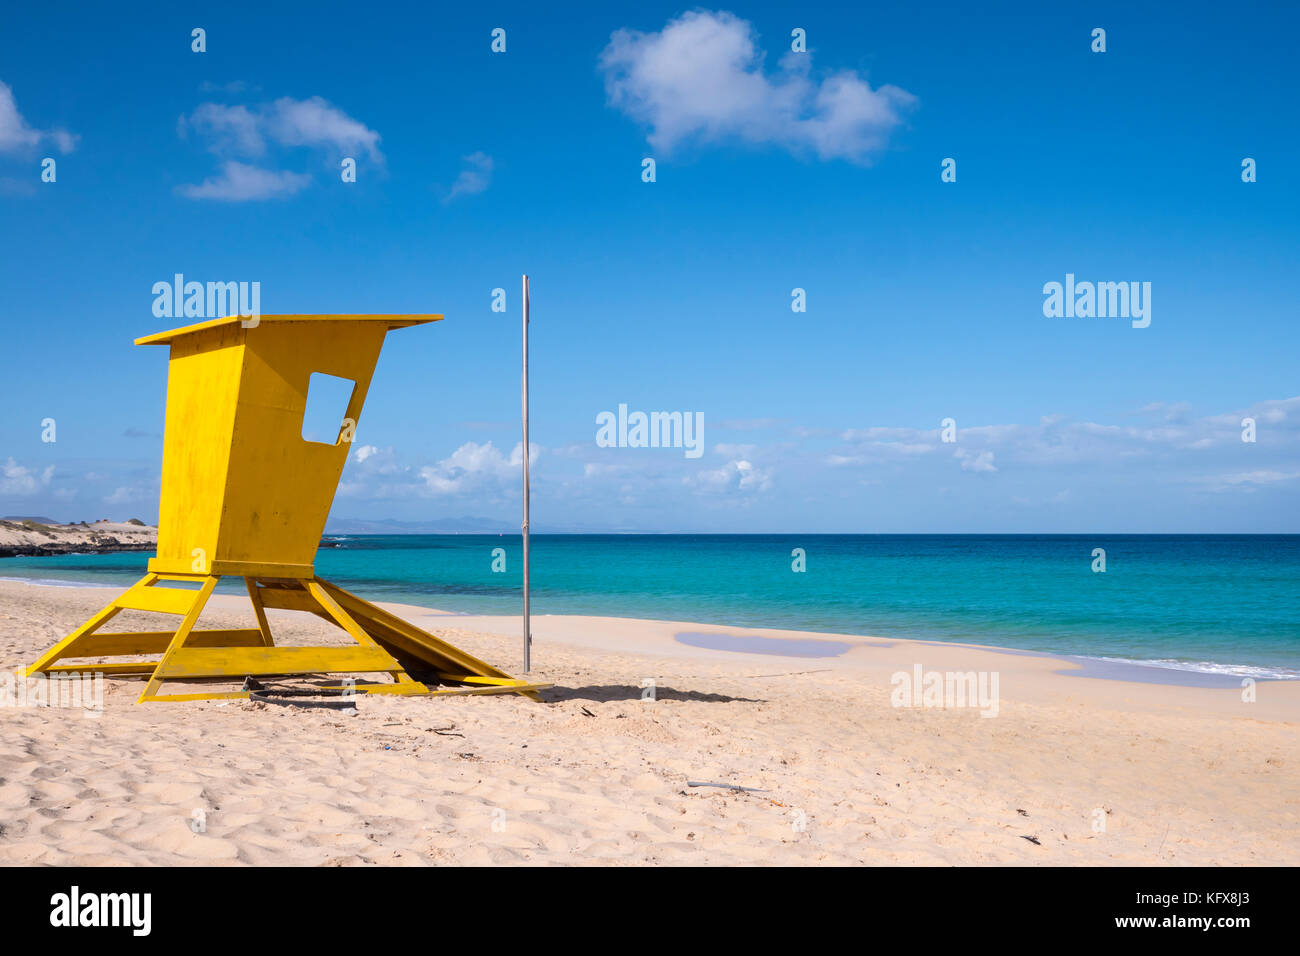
[0,518,158,558]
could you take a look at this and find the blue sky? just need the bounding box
[1,0,1297,532]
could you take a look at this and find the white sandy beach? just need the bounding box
[0,578,1296,865]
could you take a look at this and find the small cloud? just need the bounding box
[176,160,312,201]
[349,444,406,475]
[955,448,997,473]
[265,96,382,162]
[336,445,412,497]
[103,486,139,505]
[180,96,382,161]
[180,103,265,156]
[49,129,78,153]
[718,417,785,431]
[584,462,629,478]
[1138,401,1192,424]
[123,427,160,439]
[442,152,494,203]
[713,443,757,458]
[0,458,54,495]
[199,80,259,95]
[1194,469,1300,492]
[685,458,772,494]
[0,80,77,154]
[0,175,36,196]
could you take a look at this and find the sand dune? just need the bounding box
[0,579,1296,865]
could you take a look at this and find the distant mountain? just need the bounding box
[1,515,61,524]
[324,517,613,534]
[325,517,515,534]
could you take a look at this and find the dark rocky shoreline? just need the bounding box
[0,541,157,559]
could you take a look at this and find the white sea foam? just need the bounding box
[1081,655,1300,682]
[0,576,119,590]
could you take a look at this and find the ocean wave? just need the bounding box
[1080,655,1300,682]
[0,575,119,590]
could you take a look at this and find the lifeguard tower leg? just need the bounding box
[19,576,141,676]
[244,577,275,646]
[315,579,543,701]
[306,580,425,689]
[136,576,220,703]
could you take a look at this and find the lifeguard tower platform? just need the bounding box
[23,314,545,703]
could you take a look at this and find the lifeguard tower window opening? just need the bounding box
[301,372,357,445]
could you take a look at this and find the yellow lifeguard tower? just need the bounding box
[23,314,545,703]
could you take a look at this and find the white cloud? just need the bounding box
[718,417,785,430]
[199,80,258,95]
[1194,469,1300,492]
[836,426,939,461]
[264,96,382,161]
[827,453,865,467]
[177,95,381,200]
[583,462,629,478]
[713,442,757,458]
[419,441,538,496]
[443,152,494,202]
[826,396,1300,491]
[337,445,413,498]
[955,448,997,473]
[180,96,382,161]
[1207,396,1296,428]
[0,81,77,154]
[176,160,312,201]
[1139,401,1192,424]
[1223,470,1300,485]
[49,129,78,153]
[0,458,54,495]
[599,11,915,163]
[349,444,406,474]
[181,103,265,155]
[685,458,772,494]
[313,395,1300,525]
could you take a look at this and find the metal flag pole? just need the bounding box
[521,274,531,673]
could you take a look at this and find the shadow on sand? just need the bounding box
[541,684,766,704]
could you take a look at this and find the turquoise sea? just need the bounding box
[3,534,1298,679]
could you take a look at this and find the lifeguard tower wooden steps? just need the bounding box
[22,314,545,703]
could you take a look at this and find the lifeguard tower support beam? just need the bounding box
[22,314,546,703]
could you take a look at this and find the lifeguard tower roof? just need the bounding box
[135,314,441,346]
